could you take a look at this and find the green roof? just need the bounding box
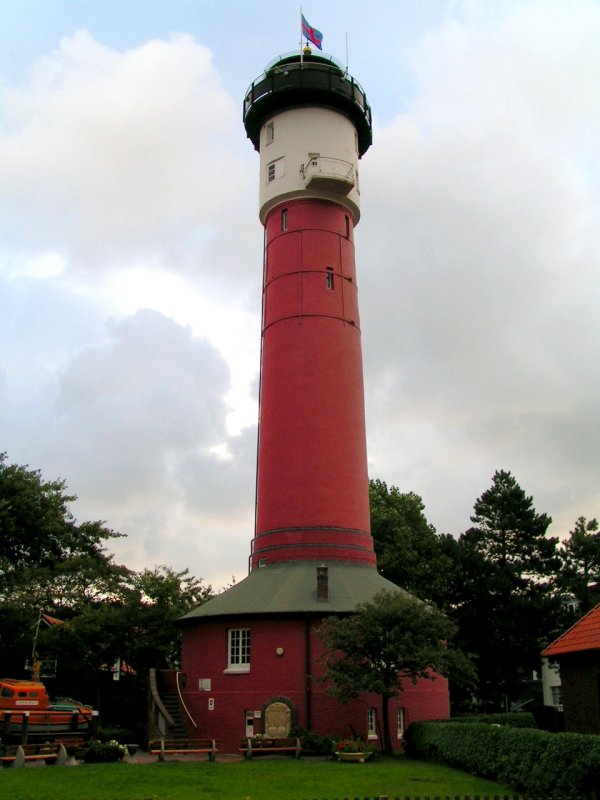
[179,561,405,623]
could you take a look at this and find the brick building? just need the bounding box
[542,603,600,734]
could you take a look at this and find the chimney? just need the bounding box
[316,565,329,601]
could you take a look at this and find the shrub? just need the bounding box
[290,727,335,755]
[451,712,536,728]
[95,725,137,743]
[80,739,127,763]
[405,721,600,796]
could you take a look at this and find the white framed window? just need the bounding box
[281,209,288,231]
[367,707,377,739]
[551,686,563,708]
[226,628,251,672]
[265,121,274,145]
[267,157,285,183]
[397,707,406,739]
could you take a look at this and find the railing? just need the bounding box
[264,50,346,74]
[243,59,372,131]
[148,668,175,738]
[300,796,596,800]
[176,671,197,729]
[303,156,355,189]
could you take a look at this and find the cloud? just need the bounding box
[0,30,256,277]
[360,1,600,535]
[49,308,255,584]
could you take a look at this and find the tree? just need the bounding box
[0,453,127,609]
[369,479,459,609]
[40,566,213,686]
[0,454,213,730]
[125,566,213,673]
[319,589,473,755]
[557,516,600,615]
[453,469,560,708]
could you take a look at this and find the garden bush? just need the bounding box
[451,711,536,728]
[405,721,600,797]
[95,725,138,743]
[290,726,335,755]
[80,738,127,763]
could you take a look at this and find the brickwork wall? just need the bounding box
[180,615,449,752]
[560,653,600,734]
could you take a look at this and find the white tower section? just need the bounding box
[243,50,372,225]
[258,105,361,224]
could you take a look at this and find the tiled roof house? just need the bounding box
[542,603,600,733]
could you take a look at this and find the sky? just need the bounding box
[1,0,599,590]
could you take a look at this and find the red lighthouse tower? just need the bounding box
[245,51,375,570]
[176,48,449,752]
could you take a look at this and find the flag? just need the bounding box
[302,14,323,50]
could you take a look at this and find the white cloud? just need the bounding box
[49,309,255,584]
[360,0,600,536]
[0,30,255,275]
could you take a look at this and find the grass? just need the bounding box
[0,754,515,800]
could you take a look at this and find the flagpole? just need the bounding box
[300,7,304,66]
[345,31,349,75]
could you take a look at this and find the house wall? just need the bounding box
[541,657,562,709]
[560,653,600,734]
[180,615,449,752]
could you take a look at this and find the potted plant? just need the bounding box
[334,738,373,763]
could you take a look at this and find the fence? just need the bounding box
[301,795,598,800]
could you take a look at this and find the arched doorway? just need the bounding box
[264,700,292,737]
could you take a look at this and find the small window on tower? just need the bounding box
[344,215,350,238]
[265,121,274,145]
[267,157,285,183]
[281,209,288,231]
[325,267,334,290]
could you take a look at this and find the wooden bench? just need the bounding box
[239,737,301,759]
[54,736,87,751]
[0,742,67,767]
[149,738,218,762]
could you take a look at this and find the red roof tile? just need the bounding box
[543,602,600,656]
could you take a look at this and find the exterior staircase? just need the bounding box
[161,693,187,739]
[148,669,190,740]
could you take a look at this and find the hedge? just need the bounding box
[450,712,537,728]
[404,721,600,797]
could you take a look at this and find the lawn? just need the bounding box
[0,755,515,800]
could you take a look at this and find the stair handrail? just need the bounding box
[176,671,198,729]
[149,668,175,729]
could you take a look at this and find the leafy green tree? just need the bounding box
[557,516,600,614]
[320,590,473,755]
[454,469,560,709]
[41,566,213,685]
[0,454,212,727]
[369,479,459,609]
[125,566,213,673]
[0,453,127,608]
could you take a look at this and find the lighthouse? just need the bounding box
[175,47,450,752]
[245,49,375,569]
